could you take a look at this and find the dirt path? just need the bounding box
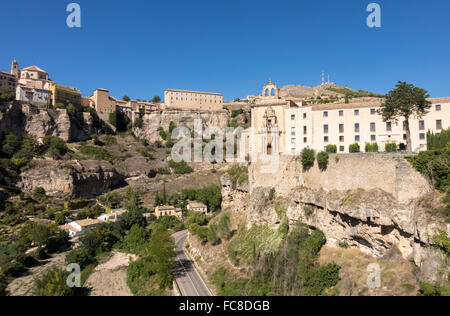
[7,252,67,296]
[84,252,137,296]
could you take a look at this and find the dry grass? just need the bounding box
[319,246,419,296]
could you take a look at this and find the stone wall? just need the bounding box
[250,153,433,204]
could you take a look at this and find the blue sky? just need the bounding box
[1,0,449,100]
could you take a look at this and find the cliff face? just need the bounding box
[222,155,449,284]
[18,160,123,197]
[134,110,230,142]
[0,102,95,142]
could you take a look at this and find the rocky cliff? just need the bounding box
[221,155,449,284]
[134,110,230,142]
[0,102,95,142]
[18,160,123,197]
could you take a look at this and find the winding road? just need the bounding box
[173,230,214,296]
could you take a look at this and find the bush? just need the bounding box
[385,143,397,152]
[317,151,329,170]
[42,136,68,159]
[227,165,248,188]
[301,148,315,169]
[79,146,113,161]
[168,160,193,174]
[349,143,360,153]
[428,128,450,150]
[157,167,171,175]
[103,135,117,146]
[365,143,379,153]
[33,267,75,296]
[325,145,337,154]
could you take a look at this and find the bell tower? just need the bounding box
[11,60,19,77]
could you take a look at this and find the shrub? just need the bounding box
[33,267,75,296]
[227,165,248,188]
[349,143,360,153]
[157,167,171,175]
[385,143,397,152]
[317,151,329,170]
[365,143,379,153]
[42,136,68,159]
[168,160,193,174]
[325,145,337,154]
[103,135,117,146]
[427,128,450,150]
[301,148,315,169]
[79,146,113,161]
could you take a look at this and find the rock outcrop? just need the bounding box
[134,110,230,142]
[221,155,449,284]
[18,160,123,197]
[0,102,95,142]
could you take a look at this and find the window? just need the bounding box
[339,124,344,133]
[370,108,376,115]
[324,136,329,143]
[291,148,296,154]
[291,115,295,121]
[371,135,376,142]
[436,120,442,130]
[291,127,296,136]
[355,135,360,142]
[370,122,376,132]
[291,138,296,144]
[403,134,407,140]
[323,111,328,118]
[303,126,307,134]
[436,104,441,111]
[324,124,329,134]
[354,109,359,116]
[303,137,307,143]
[386,122,392,132]
[340,136,344,142]
[339,146,345,152]
[419,120,425,130]
[303,113,307,119]
[339,110,344,117]
[419,133,426,140]
[354,123,360,133]
[403,121,407,131]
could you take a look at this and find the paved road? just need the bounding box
[173,230,214,296]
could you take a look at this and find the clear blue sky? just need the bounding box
[1,0,449,100]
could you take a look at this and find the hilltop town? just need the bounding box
[0,60,449,297]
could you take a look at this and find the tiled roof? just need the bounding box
[428,97,450,103]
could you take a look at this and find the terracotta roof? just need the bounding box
[21,65,47,73]
[59,224,81,232]
[156,205,175,211]
[428,97,450,103]
[187,202,207,209]
[72,219,102,227]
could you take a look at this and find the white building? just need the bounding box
[16,85,51,106]
[97,209,128,222]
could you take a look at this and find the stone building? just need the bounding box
[164,89,223,111]
[248,80,450,157]
[155,205,183,219]
[0,60,18,93]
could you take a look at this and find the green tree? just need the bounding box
[147,226,176,289]
[122,95,131,102]
[66,103,77,116]
[151,96,161,103]
[301,148,315,170]
[378,82,432,152]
